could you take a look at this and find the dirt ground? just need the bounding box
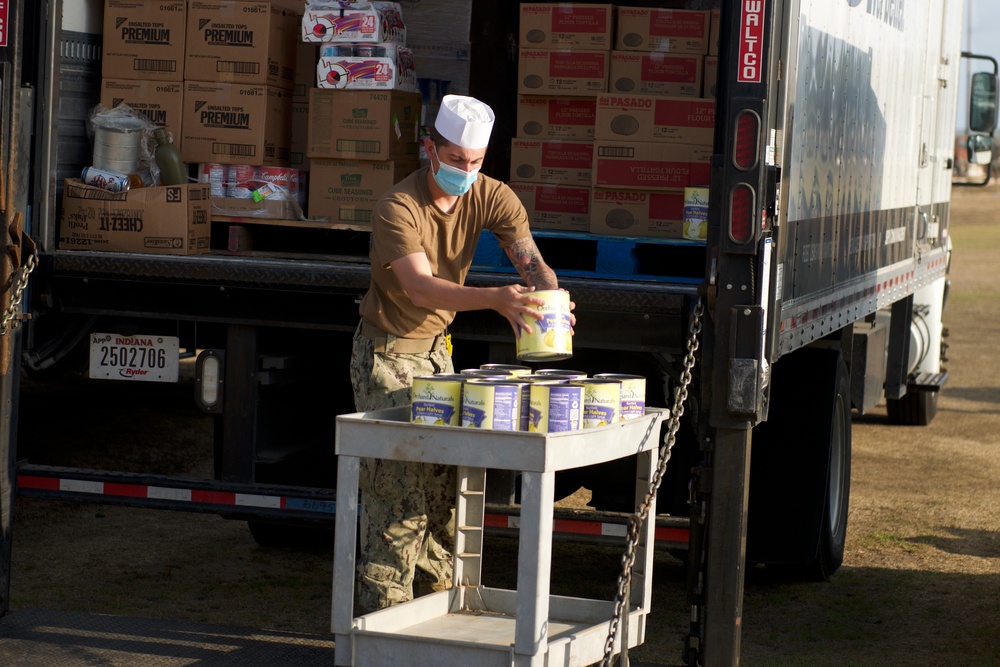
[5,183,1000,666]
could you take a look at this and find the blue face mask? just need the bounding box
[431,147,480,196]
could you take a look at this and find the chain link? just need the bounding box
[0,248,38,336]
[601,299,704,667]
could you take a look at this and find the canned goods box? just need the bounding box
[519,3,615,51]
[58,178,211,255]
[308,158,420,228]
[595,94,715,146]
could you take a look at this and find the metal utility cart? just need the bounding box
[332,406,669,667]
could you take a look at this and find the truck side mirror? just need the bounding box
[967,133,993,165]
[969,71,998,134]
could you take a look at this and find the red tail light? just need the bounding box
[733,111,760,171]
[729,184,755,244]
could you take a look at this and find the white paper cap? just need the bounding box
[434,95,495,149]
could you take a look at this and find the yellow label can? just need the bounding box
[479,363,532,377]
[516,289,573,361]
[595,373,646,419]
[461,380,522,430]
[410,375,464,426]
[574,378,622,428]
[528,381,584,433]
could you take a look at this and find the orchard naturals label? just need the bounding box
[410,375,464,426]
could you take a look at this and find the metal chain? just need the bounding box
[0,247,38,336]
[601,298,704,667]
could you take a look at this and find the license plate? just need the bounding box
[89,333,180,382]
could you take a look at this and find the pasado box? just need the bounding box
[308,158,419,227]
[59,178,211,255]
[609,51,702,97]
[703,56,718,97]
[185,1,300,90]
[590,188,684,238]
[102,0,186,82]
[510,139,594,186]
[518,49,609,96]
[516,96,597,140]
[509,182,591,232]
[181,82,292,167]
[307,89,421,160]
[519,3,615,51]
[100,79,185,152]
[592,141,711,191]
[595,94,714,146]
[614,7,710,54]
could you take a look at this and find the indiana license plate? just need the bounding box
[89,333,180,382]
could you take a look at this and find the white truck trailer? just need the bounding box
[0,1,996,665]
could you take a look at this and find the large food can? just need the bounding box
[410,375,464,426]
[573,378,622,428]
[461,380,522,431]
[227,165,257,198]
[535,368,589,381]
[683,186,709,240]
[528,382,584,433]
[198,163,227,198]
[459,368,513,379]
[595,373,646,420]
[479,363,532,377]
[516,290,573,361]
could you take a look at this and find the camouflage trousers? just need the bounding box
[349,322,456,613]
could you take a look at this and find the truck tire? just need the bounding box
[747,348,852,580]
[886,389,938,426]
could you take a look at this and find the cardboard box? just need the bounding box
[614,7,710,54]
[59,178,211,254]
[212,195,300,221]
[519,4,614,51]
[307,158,419,226]
[302,2,406,44]
[410,40,472,96]
[290,102,310,170]
[294,41,320,100]
[317,44,417,91]
[595,94,714,146]
[703,56,718,98]
[510,182,591,232]
[181,82,292,167]
[510,138,594,186]
[516,96,596,140]
[185,1,300,90]
[100,79,185,152]
[590,188,684,238]
[307,89,421,160]
[592,141,711,191]
[518,49,609,96]
[709,9,721,57]
[609,51,703,98]
[102,0,186,82]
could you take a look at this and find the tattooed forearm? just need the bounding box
[505,237,558,289]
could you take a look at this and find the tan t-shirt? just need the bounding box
[359,167,531,339]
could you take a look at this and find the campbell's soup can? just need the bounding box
[573,378,622,428]
[81,166,130,192]
[198,163,227,198]
[410,375,464,426]
[257,166,298,196]
[227,164,257,198]
[595,374,646,420]
[516,290,573,361]
[528,382,583,433]
[461,380,522,430]
[480,363,532,377]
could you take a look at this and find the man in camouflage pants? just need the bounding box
[349,94,565,613]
